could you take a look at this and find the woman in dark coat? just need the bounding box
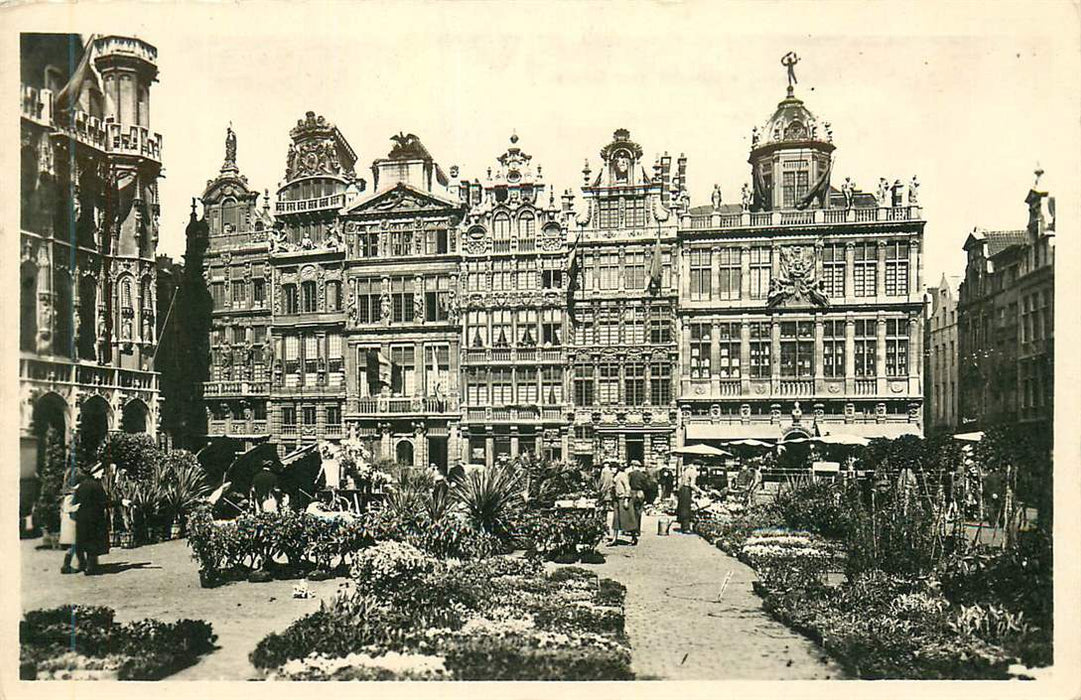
[72,462,109,575]
[627,460,648,543]
[676,463,701,534]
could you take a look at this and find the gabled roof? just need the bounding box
[343,181,461,216]
[965,228,1027,256]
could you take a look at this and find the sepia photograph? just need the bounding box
[3,1,1079,697]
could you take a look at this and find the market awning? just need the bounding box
[828,424,921,440]
[684,423,783,441]
[952,431,985,442]
[673,444,731,457]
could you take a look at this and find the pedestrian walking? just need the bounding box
[627,460,648,543]
[676,463,702,534]
[599,461,617,544]
[59,468,83,574]
[72,462,110,576]
[611,464,638,546]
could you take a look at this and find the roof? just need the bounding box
[965,228,1027,256]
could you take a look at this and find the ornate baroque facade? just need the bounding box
[192,60,927,468]
[20,34,164,510]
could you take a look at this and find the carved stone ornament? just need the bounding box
[767,246,829,308]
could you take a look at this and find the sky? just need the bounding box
[14,2,1081,288]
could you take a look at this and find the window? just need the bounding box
[854,319,877,377]
[517,212,535,240]
[492,310,512,347]
[625,361,646,406]
[356,278,381,324]
[541,309,562,346]
[717,248,741,301]
[254,402,267,421]
[884,241,909,296]
[597,307,620,346]
[650,307,671,344]
[326,405,341,426]
[690,323,711,379]
[282,284,298,314]
[749,321,771,378]
[885,319,909,377]
[822,244,845,298]
[517,266,534,290]
[284,335,299,374]
[493,213,511,243]
[598,199,620,229]
[626,198,646,228]
[391,346,415,395]
[231,280,247,304]
[542,268,563,289]
[517,308,538,346]
[358,230,379,258]
[690,248,712,301]
[301,281,318,313]
[356,348,381,398]
[426,345,450,395]
[328,333,343,373]
[624,252,646,291]
[426,227,450,255]
[211,282,226,309]
[425,277,450,323]
[823,320,845,378]
[717,323,741,378]
[491,259,512,291]
[780,321,814,378]
[302,405,317,426]
[282,405,297,426]
[390,277,415,323]
[466,367,489,405]
[491,368,513,405]
[574,364,595,406]
[232,326,246,344]
[390,225,414,257]
[304,334,319,375]
[468,310,488,348]
[650,362,671,405]
[518,368,539,404]
[252,278,266,305]
[325,280,341,312]
[543,367,563,404]
[599,253,619,290]
[253,326,266,344]
[598,362,620,405]
[853,243,878,297]
[624,306,645,344]
[749,248,771,299]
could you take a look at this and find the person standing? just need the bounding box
[611,464,636,546]
[627,460,648,545]
[59,468,83,574]
[676,463,701,534]
[598,461,616,542]
[72,462,109,576]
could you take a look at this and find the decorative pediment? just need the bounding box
[344,183,459,216]
[767,245,830,308]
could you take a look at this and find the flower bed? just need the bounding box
[20,605,216,680]
[251,549,633,680]
[511,508,608,563]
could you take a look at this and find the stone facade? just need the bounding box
[957,173,1055,434]
[924,275,960,435]
[20,34,164,513]
[190,63,927,468]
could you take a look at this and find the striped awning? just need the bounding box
[685,422,921,442]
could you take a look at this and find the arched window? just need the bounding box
[493,213,511,241]
[517,212,535,239]
[119,277,133,340]
[221,197,239,233]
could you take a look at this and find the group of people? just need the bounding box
[59,461,111,576]
[597,460,656,546]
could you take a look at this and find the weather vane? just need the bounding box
[781,51,800,96]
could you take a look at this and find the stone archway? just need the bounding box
[395,439,415,467]
[79,395,112,457]
[121,398,150,435]
[25,393,69,520]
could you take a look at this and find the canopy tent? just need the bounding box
[223,442,281,495]
[673,444,732,457]
[725,438,774,448]
[952,431,985,443]
[278,443,323,507]
[817,433,870,447]
[196,436,247,483]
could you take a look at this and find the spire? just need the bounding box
[222,123,238,174]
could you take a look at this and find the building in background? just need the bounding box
[459,135,571,466]
[924,274,961,436]
[20,34,163,520]
[675,69,926,448]
[957,171,1055,440]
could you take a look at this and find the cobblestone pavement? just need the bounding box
[20,537,345,679]
[591,514,844,680]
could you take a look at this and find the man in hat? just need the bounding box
[72,462,110,575]
[627,460,649,544]
[251,461,280,513]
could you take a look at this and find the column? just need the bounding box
[485,427,494,468]
[876,314,887,394]
[909,235,920,298]
[710,318,721,392]
[844,242,855,303]
[770,242,781,278]
[740,246,751,300]
[876,240,887,298]
[844,316,855,393]
[814,317,824,382]
[711,245,721,302]
[510,426,520,458]
[909,315,921,393]
[740,318,751,394]
[770,317,781,384]
[679,247,690,299]
[560,427,570,463]
[680,319,691,380]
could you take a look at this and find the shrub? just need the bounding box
[33,426,68,534]
[513,509,607,560]
[350,541,439,595]
[98,432,160,482]
[773,477,854,539]
[441,633,633,681]
[452,462,525,542]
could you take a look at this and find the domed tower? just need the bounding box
[748,52,835,212]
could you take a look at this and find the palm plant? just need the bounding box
[159,450,210,533]
[383,464,435,521]
[451,462,526,540]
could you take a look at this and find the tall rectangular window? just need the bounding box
[358,230,379,258]
[597,307,619,346]
[301,281,318,313]
[780,321,814,378]
[823,320,845,378]
[717,322,741,378]
[822,244,845,298]
[303,334,319,375]
[356,348,380,398]
[231,280,247,304]
[426,227,449,255]
[252,278,266,305]
[598,199,620,229]
[690,248,712,301]
[491,310,512,347]
[284,335,299,374]
[649,306,671,344]
[626,198,646,228]
[599,253,619,291]
[212,282,226,309]
[542,367,563,404]
[625,306,645,345]
[717,248,741,301]
[466,367,489,405]
[650,361,671,405]
[426,345,450,396]
[625,361,646,406]
[884,241,910,296]
[516,308,538,346]
[391,345,415,395]
[749,248,771,299]
[425,276,450,323]
[624,251,646,291]
[391,277,415,323]
[325,280,342,311]
[598,362,620,405]
[356,278,381,324]
[541,309,562,347]
[302,405,317,425]
[690,323,711,379]
[326,405,341,426]
[327,333,343,373]
[281,405,296,426]
[491,368,513,405]
[282,284,298,314]
[885,318,909,377]
[781,160,810,208]
[468,310,488,348]
[854,319,877,377]
[573,364,594,406]
[517,368,539,404]
[853,243,878,297]
[749,321,772,378]
[542,268,563,289]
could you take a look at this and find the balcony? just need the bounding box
[353,395,460,416]
[681,206,922,232]
[275,193,346,214]
[462,405,568,423]
[462,347,564,364]
[207,419,270,437]
[21,356,159,393]
[777,379,815,396]
[204,380,269,396]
